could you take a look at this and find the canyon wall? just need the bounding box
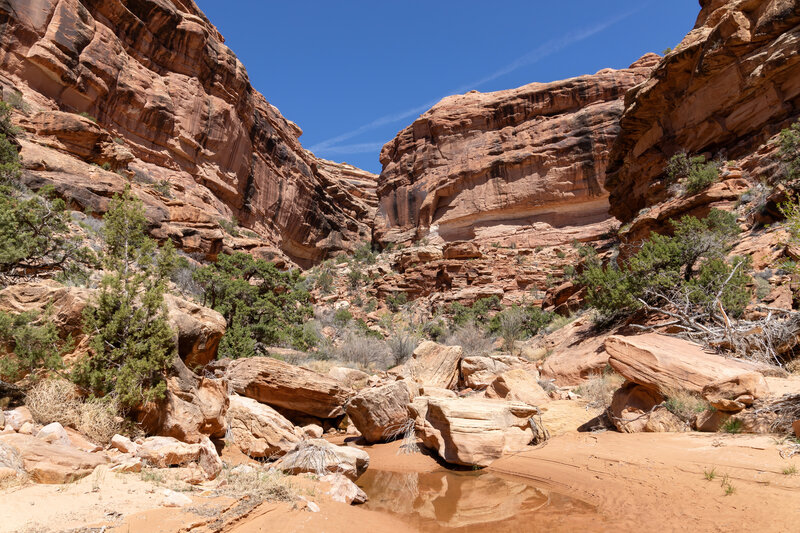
[0,0,376,267]
[374,54,659,247]
[606,0,800,222]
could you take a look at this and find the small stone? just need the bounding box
[162,488,192,507]
[18,422,34,435]
[302,424,324,439]
[36,423,71,447]
[111,434,138,454]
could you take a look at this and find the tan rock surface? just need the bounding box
[409,397,538,467]
[375,55,657,247]
[702,372,769,412]
[344,381,414,443]
[227,395,302,458]
[485,369,550,406]
[0,433,107,483]
[606,333,767,394]
[226,356,351,419]
[405,341,462,389]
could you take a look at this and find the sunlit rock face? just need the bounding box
[0,0,376,267]
[606,0,800,223]
[374,54,658,248]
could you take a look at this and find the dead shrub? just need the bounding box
[444,323,494,357]
[337,330,390,370]
[25,378,81,427]
[215,467,294,502]
[387,330,420,367]
[77,397,121,445]
[574,370,624,409]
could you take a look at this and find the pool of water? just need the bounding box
[356,468,600,532]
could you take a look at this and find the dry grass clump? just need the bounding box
[25,378,81,426]
[337,330,390,370]
[215,467,295,502]
[24,378,121,444]
[574,370,624,409]
[444,323,494,357]
[78,397,121,444]
[663,388,711,422]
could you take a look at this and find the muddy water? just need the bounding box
[356,468,600,532]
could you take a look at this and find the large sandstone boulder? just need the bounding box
[344,381,415,443]
[136,360,228,443]
[0,433,107,483]
[327,366,370,389]
[485,369,550,406]
[272,439,369,481]
[227,395,302,458]
[606,334,768,394]
[135,435,221,479]
[460,356,513,390]
[226,357,351,419]
[164,295,226,368]
[609,382,685,433]
[320,473,368,505]
[702,372,769,413]
[405,341,462,389]
[409,397,538,467]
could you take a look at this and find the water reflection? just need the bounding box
[357,469,597,532]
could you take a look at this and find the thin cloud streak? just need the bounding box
[311,4,647,156]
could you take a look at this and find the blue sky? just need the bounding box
[195,1,700,173]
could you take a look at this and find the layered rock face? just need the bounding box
[375,55,659,247]
[0,0,376,266]
[606,0,800,222]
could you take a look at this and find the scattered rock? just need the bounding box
[0,433,107,483]
[410,397,539,467]
[344,381,414,443]
[226,357,350,419]
[273,439,369,481]
[36,423,70,447]
[226,395,302,458]
[110,457,143,473]
[111,434,138,455]
[405,341,462,389]
[702,372,769,413]
[302,424,324,439]
[606,334,767,394]
[320,473,368,505]
[18,422,34,435]
[485,369,550,406]
[162,488,193,507]
[5,407,33,431]
[136,436,202,468]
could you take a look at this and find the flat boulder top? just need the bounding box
[605,334,768,394]
[0,433,107,484]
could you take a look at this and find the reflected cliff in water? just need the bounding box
[357,468,600,532]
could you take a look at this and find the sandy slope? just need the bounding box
[490,431,800,532]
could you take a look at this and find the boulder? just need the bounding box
[226,357,350,419]
[694,409,730,432]
[702,372,769,413]
[136,360,228,443]
[5,407,33,431]
[409,397,538,467]
[302,424,324,439]
[164,294,226,369]
[485,369,550,406]
[606,334,767,394]
[442,241,482,260]
[460,356,512,390]
[320,473,368,505]
[162,488,193,507]
[327,366,370,389]
[110,434,138,455]
[0,433,107,483]
[272,439,369,481]
[226,395,302,458]
[609,382,685,433]
[405,341,462,389]
[345,381,414,443]
[136,435,220,480]
[36,423,71,447]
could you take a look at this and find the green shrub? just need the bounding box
[218,216,241,237]
[194,252,314,355]
[580,209,749,318]
[333,308,353,328]
[386,291,408,312]
[78,111,97,123]
[779,120,800,182]
[667,153,720,195]
[449,296,501,327]
[0,309,69,382]
[74,187,176,408]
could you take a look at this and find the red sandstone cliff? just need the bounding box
[0,0,376,267]
[606,0,800,222]
[375,54,659,248]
